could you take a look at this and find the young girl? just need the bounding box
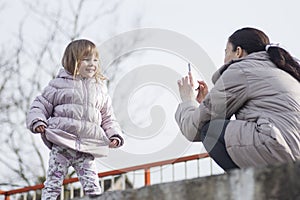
[26,39,124,199]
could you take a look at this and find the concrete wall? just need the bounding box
[75,161,300,200]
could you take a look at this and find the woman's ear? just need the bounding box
[235,46,248,58]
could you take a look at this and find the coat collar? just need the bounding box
[212,51,270,84]
[56,68,73,79]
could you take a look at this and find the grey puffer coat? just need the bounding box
[175,51,300,168]
[27,69,124,157]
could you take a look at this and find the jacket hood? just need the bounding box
[212,51,270,84]
[56,68,74,79]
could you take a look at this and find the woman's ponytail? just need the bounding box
[267,46,300,82]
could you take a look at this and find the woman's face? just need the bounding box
[224,41,238,64]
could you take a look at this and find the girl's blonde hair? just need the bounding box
[61,39,106,81]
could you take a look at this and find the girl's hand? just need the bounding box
[35,125,46,133]
[109,139,119,148]
[177,72,195,102]
[195,80,208,103]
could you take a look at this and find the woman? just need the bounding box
[175,27,300,171]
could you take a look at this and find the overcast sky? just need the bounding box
[3,0,300,64]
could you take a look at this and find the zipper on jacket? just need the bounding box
[76,78,89,151]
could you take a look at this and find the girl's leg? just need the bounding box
[73,152,101,196]
[200,119,239,171]
[42,145,70,200]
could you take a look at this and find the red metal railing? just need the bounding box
[0,153,210,200]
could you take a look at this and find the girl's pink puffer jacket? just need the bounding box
[26,68,124,157]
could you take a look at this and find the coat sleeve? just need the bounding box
[26,84,56,133]
[100,86,124,147]
[175,63,249,142]
[175,100,202,142]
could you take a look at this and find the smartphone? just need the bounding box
[188,63,191,72]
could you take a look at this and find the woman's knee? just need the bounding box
[200,119,230,142]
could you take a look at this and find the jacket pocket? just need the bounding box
[256,118,276,142]
[256,118,294,161]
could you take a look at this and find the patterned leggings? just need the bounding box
[42,144,101,200]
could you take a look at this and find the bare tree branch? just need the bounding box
[0,0,143,189]
[30,134,47,176]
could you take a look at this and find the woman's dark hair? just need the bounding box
[228,27,300,81]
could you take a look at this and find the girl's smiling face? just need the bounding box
[78,54,99,78]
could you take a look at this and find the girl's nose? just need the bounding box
[89,61,96,66]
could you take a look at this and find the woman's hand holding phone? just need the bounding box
[177,63,209,103]
[195,80,208,103]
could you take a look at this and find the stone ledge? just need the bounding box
[75,161,300,200]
